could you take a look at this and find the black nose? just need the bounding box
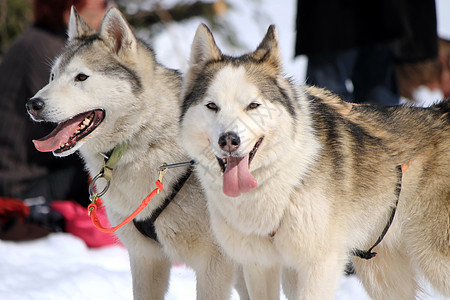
[26,97,45,114]
[218,131,241,152]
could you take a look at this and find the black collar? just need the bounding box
[133,166,193,242]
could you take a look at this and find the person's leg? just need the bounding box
[306,50,358,101]
[353,45,400,105]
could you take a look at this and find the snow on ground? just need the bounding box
[0,233,365,300]
[0,233,446,300]
[1,0,449,299]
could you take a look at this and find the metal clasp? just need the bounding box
[88,192,98,216]
[89,173,110,199]
[158,163,168,183]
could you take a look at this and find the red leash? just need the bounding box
[87,158,195,234]
[88,179,163,233]
[87,157,168,233]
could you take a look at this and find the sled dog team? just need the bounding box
[27,7,449,300]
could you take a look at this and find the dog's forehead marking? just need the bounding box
[208,65,259,107]
[181,57,296,121]
[52,36,142,94]
[56,36,99,73]
[210,63,296,118]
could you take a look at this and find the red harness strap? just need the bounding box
[88,179,163,233]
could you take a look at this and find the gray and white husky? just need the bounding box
[180,24,450,299]
[26,8,243,300]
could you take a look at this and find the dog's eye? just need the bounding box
[247,102,261,110]
[75,73,89,82]
[205,102,219,112]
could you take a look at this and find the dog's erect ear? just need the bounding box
[250,25,282,72]
[182,24,222,98]
[99,7,137,56]
[68,6,96,41]
[189,24,222,67]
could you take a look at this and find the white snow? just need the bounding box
[0,233,446,299]
[1,0,449,299]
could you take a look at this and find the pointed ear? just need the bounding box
[189,23,222,67]
[182,24,222,100]
[68,6,96,41]
[99,7,137,56]
[250,25,282,72]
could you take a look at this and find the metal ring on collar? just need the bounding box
[89,173,110,198]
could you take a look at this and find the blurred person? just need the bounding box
[0,0,112,241]
[295,0,439,106]
[393,1,444,106]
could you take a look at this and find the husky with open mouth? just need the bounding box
[26,8,246,300]
[180,24,450,299]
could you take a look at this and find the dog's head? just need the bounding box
[26,7,146,157]
[180,24,297,197]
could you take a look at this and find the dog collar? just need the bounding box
[100,142,129,181]
[88,142,129,199]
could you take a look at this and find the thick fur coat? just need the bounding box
[180,24,450,299]
[26,9,243,300]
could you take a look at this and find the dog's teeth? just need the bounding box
[83,118,90,126]
[75,130,80,134]
[80,124,86,130]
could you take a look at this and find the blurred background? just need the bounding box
[0,0,286,69]
[1,0,450,104]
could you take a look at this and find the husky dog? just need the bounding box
[25,8,243,300]
[180,24,450,299]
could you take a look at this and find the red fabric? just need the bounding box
[0,197,30,221]
[51,200,118,248]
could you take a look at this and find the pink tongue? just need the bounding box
[223,154,257,197]
[32,114,86,152]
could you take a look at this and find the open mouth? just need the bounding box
[215,136,264,197]
[33,109,105,154]
[216,136,264,173]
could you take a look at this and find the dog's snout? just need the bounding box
[26,97,45,114]
[218,131,241,152]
